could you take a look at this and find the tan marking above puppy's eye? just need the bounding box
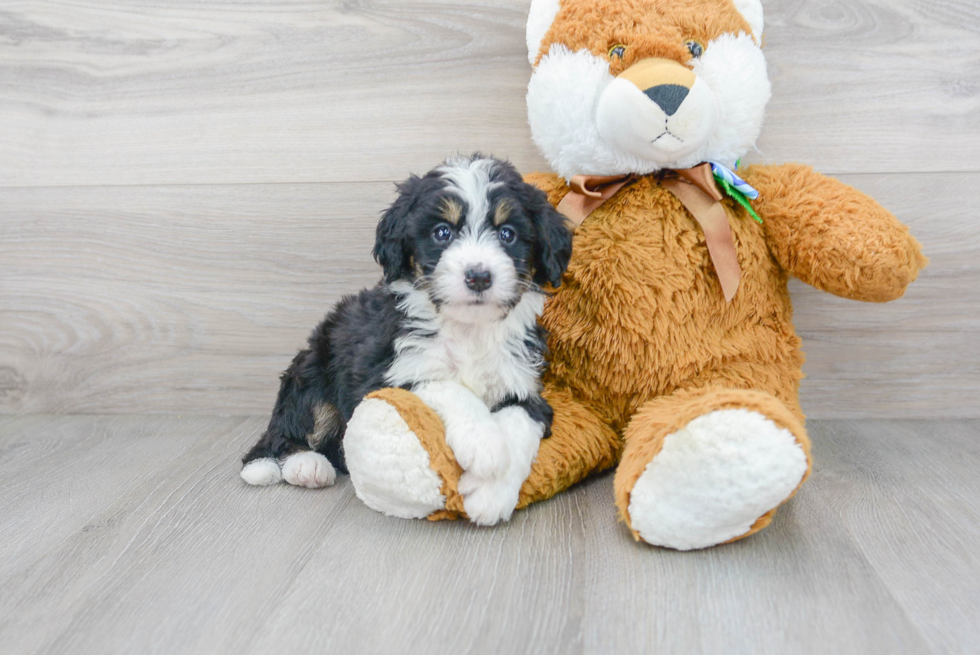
[493,199,513,227]
[686,40,704,59]
[440,198,463,225]
[608,44,627,59]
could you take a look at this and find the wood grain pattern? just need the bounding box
[754,0,980,173]
[1,415,977,654]
[0,182,386,415]
[0,0,543,187]
[1,171,975,417]
[0,0,977,417]
[807,420,980,655]
[1,0,978,188]
[0,415,245,580]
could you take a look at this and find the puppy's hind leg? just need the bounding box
[241,350,338,489]
[284,401,343,489]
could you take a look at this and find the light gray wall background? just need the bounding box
[1,0,977,418]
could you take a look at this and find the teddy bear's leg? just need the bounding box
[515,385,624,508]
[344,388,455,520]
[614,386,811,550]
[345,385,624,521]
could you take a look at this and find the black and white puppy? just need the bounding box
[240,155,572,524]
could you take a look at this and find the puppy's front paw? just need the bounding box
[449,420,510,479]
[459,472,520,526]
[412,381,508,478]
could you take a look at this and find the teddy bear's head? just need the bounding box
[526,0,771,180]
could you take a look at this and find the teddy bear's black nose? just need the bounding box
[643,84,689,116]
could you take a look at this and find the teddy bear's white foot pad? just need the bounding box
[345,398,446,519]
[628,408,807,550]
[281,451,336,488]
[241,457,283,486]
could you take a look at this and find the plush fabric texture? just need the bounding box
[743,164,929,302]
[532,0,751,70]
[612,386,811,537]
[527,0,563,65]
[522,167,920,544]
[529,172,807,423]
[516,385,623,508]
[729,0,763,41]
[363,388,467,521]
[626,407,807,550]
[345,393,447,519]
[399,163,920,520]
[380,384,624,518]
[527,26,770,178]
[346,0,926,549]
[399,166,922,541]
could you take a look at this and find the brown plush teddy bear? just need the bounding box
[342,0,926,549]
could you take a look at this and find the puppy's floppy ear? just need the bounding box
[520,183,574,288]
[373,176,420,283]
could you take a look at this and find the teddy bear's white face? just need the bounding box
[526,0,771,180]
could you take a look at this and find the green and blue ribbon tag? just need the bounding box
[710,161,763,224]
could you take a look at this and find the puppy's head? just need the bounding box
[374,155,572,323]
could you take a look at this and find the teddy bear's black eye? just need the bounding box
[686,40,704,58]
[432,224,453,243]
[608,44,626,59]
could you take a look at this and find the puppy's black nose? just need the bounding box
[643,84,689,116]
[464,269,492,292]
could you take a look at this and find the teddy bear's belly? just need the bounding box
[540,186,802,425]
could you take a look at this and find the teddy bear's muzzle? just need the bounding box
[596,57,719,166]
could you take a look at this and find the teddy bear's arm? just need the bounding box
[742,163,927,302]
[523,172,571,208]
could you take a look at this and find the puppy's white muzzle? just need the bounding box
[433,233,519,323]
[596,58,719,165]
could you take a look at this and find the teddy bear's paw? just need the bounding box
[459,472,520,526]
[240,457,283,486]
[627,408,808,550]
[281,451,336,489]
[345,397,446,519]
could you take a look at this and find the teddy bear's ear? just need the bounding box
[526,0,562,66]
[731,0,764,43]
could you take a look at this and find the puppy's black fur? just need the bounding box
[241,156,572,476]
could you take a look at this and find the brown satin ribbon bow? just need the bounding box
[556,163,742,302]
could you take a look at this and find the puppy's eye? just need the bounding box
[498,226,517,245]
[432,224,453,243]
[608,44,626,59]
[686,40,704,59]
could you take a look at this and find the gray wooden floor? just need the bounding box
[1,416,977,655]
[2,0,978,418]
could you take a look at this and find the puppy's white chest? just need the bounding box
[389,329,529,407]
[444,334,525,405]
[385,293,545,407]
